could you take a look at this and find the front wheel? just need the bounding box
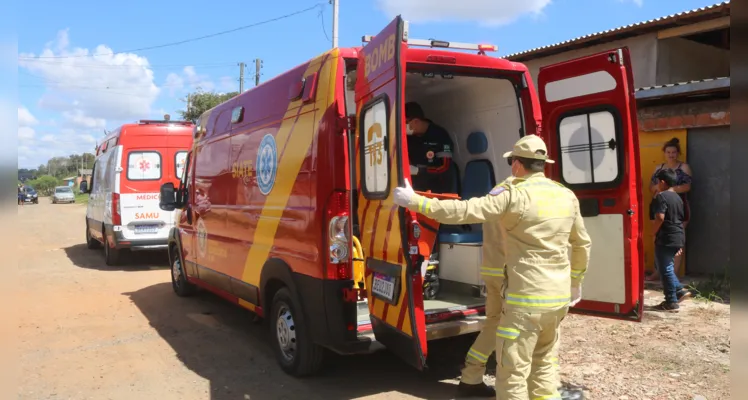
[269,287,324,377]
[171,253,197,297]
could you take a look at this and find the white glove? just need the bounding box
[569,286,582,307]
[393,179,416,208]
[409,165,419,175]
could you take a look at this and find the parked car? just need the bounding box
[20,187,38,204]
[52,186,75,204]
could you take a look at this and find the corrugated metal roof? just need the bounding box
[635,77,730,100]
[504,1,730,61]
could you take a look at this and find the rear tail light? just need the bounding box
[112,193,121,226]
[326,190,351,280]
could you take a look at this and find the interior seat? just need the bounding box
[438,131,496,244]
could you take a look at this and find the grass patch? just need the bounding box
[75,192,89,205]
[686,268,730,304]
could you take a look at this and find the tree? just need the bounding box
[178,88,239,123]
[26,175,60,196]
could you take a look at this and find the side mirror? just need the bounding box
[159,183,177,211]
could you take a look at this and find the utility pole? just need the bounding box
[254,58,263,86]
[331,0,339,48]
[238,62,246,92]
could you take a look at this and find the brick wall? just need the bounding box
[637,99,730,131]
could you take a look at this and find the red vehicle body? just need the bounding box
[86,119,194,265]
[160,16,644,376]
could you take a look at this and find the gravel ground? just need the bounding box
[17,199,730,400]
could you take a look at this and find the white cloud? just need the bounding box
[163,66,219,97]
[376,0,552,26]
[19,29,161,125]
[18,107,38,126]
[17,30,162,168]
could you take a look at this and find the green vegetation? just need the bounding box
[24,175,61,196]
[178,88,239,123]
[686,267,730,303]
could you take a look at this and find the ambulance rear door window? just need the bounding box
[557,107,623,189]
[127,151,162,181]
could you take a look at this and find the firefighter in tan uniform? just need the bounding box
[456,175,514,398]
[394,135,591,400]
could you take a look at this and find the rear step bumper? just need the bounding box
[356,314,486,351]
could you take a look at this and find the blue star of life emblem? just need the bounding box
[256,134,278,195]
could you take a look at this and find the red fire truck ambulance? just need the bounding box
[159,16,644,376]
[86,118,194,265]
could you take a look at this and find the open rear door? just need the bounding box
[538,48,644,322]
[355,16,428,369]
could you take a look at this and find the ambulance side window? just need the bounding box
[175,151,188,180]
[557,108,623,188]
[359,95,390,199]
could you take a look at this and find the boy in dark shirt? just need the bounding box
[652,168,693,311]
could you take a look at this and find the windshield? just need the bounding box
[56,187,73,193]
[25,187,36,193]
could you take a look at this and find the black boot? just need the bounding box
[457,382,496,398]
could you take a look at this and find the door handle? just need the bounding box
[627,209,635,216]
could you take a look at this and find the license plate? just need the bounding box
[134,225,158,234]
[371,273,395,302]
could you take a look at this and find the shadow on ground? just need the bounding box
[125,282,480,400]
[64,243,169,271]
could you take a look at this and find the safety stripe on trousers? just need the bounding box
[480,266,504,277]
[466,347,489,363]
[496,327,520,340]
[570,269,584,279]
[532,394,561,400]
[506,294,570,307]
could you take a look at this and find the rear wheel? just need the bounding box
[171,252,197,297]
[103,229,120,266]
[269,287,324,377]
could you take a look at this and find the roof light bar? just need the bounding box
[361,36,498,53]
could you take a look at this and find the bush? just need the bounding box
[26,175,61,196]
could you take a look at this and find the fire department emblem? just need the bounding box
[256,134,278,196]
[196,218,208,257]
[426,150,435,161]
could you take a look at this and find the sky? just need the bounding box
[15,0,722,169]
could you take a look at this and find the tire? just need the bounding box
[269,287,324,377]
[85,222,100,249]
[103,229,121,266]
[170,252,197,297]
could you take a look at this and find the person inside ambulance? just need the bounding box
[392,134,592,400]
[404,102,455,194]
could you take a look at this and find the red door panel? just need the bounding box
[538,48,644,321]
[355,16,429,369]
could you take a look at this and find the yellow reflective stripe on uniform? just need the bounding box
[550,356,559,367]
[496,327,520,340]
[480,266,504,277]
[570,269,584,279]
[506,293,570,307]
[417,197,431,214]
[467,347,489,363]
[532,394,561,400]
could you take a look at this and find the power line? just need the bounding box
[19,60,239,69]
[19,4,324,60]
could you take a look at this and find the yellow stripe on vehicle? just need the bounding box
[240,50,338,287]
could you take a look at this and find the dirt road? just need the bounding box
[18,200,730,400]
